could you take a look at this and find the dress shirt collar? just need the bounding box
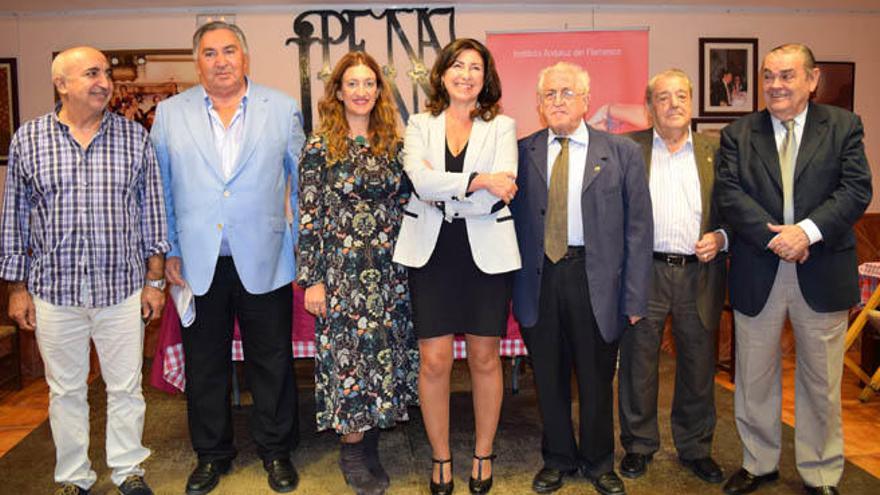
[770,104,808,132]
[548,119,589,148]
[652,127,694,154]
[52,101,114,137]
[201,77,251,110]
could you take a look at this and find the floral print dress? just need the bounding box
[296,135,419,434]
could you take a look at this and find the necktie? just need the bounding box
[779,120,796,225]
[545,137,569,263]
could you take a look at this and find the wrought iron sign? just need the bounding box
[286,7,456,132]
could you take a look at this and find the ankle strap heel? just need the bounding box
[430,457,454,495]
[469,453,496,494]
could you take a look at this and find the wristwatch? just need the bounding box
[145,278,166,291]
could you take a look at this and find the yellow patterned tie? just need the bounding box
[545,137,569,263]
[779,120,796,225]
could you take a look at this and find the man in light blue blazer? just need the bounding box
[151,21,305,495]
[511,62,652,495]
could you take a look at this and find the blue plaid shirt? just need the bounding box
[0,109,170,308]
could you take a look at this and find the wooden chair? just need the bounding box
[843,283,880,402]
[0,324,22,390]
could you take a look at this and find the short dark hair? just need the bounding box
[425,38,502,121]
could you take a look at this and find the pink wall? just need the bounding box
[1,5,878,211]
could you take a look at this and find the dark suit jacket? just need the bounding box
[511,126,653,343]
[710,79,730,107]
[715,103,872,316]
[627,129,727,332]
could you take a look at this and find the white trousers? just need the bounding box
[733,261,846,487]
[33,291,149,489]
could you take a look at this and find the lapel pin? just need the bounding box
[594,165,601,172]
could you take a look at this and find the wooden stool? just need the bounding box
[0,324,22,390]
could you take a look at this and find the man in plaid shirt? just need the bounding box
[0,46,169,495]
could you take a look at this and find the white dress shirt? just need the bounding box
[649,129,702,254]
[770,106,822,244]
[547,120,589,246]
[204,82,249,255]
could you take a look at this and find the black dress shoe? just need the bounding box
[723,468,779,495]
[804,486,840,495]
[619,452,652,479]
[589,471,626,495]
[680,456,723,483]
[264,458,299,493]
[186,458,232,495]
[531,466,577,494]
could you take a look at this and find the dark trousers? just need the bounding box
[618,260,716,460]
[520,255,619,477]
[182,257,299,462]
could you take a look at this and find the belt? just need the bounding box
[653,251,698,266]
[562,246,585,260]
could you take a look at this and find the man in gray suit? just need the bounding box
[511,62,653,495]
[716,44,872,495]
[617,69,727,484]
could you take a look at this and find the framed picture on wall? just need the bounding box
[691,117,735,138]
[811,61,855,111]
[699,38,758,116]
[1,58,20,166]
[53,49,197,131]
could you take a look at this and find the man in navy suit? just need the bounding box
[716,44,871,495]
[151,21,305,495]
[511,61,653,495]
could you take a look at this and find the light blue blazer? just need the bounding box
[392,111,521,274]
[151,83,305,296]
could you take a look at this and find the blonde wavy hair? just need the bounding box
[317,51,402,165]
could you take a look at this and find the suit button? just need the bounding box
[223,190,230,197]
[540,208,545,215]
[536,268,541,275]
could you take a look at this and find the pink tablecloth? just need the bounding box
[150,285,526,393]
[859,262,880,306]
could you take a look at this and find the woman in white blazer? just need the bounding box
[392,38,521,495]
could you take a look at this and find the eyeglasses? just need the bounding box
[541,89,585,103]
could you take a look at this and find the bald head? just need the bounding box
[52,46,113,116]
[52,46,107,83]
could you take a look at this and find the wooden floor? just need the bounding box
[1,352,879,479]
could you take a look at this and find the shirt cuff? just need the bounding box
[798,219,823,245]
[714,229,729,251]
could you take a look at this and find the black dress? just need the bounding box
[408,141,512,339]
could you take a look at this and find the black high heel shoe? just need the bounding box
[469,453,496,494]
[430,457,454,495]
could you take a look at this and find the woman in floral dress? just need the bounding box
[296,51,418,495]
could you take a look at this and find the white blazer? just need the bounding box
[393,111,522,274]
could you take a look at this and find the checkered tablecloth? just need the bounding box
[859,262,880,306]
[151,285,528,393]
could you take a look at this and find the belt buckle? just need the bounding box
[666,254,686,267]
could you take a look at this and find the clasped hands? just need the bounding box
[767,223,810,263]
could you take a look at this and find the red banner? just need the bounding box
[487,29,650,138]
